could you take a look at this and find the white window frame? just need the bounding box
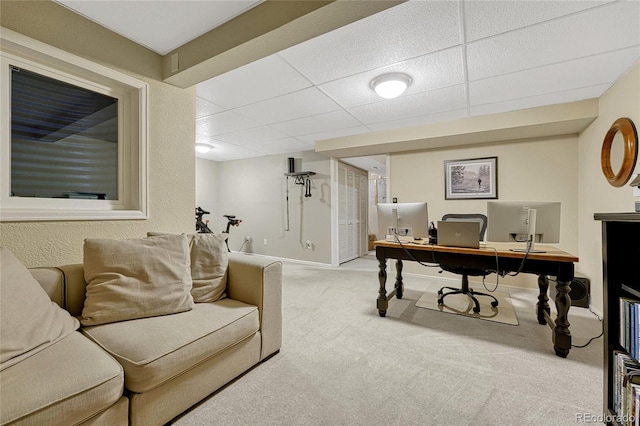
[0,28,147,221]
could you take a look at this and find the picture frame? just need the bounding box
[444,157,498,200]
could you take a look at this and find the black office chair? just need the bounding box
[437,213,498,313]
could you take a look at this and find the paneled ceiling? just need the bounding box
[57,0,640,174]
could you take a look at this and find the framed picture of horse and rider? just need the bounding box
[444,157,498,200]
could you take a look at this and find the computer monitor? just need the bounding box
[377,202,429,240]
[486,201,561,252]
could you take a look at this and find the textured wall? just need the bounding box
[577,62,640,315]
[0,2,195,267]
[389,135,579,288]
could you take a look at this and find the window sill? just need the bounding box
[0,209,147,222]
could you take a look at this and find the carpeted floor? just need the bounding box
[415,282,518,325]
[172,253,604,425]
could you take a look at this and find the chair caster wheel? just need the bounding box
[491,301,499,307]
[437,290,443,297]
[437,298,443,305]
[473,306,480,313]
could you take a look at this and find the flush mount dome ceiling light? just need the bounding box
[195,143,214,153]
[370,73,412,99]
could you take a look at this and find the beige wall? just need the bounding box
[577,62,640,315]
[389,136,579,287]
[3,2,638,312]
[387,61,640,312]
[0,2,196,267]
[196,158,219,226]
[207,151,332,263]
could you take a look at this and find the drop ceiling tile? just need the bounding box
[297,125,371,145]
[57,0,262,55]
[463,0,611,42]
[214,126,290,146]
[470,84,609,118]
[196,140,263,162]
[196,55,312,109]
[271,110,363,137]
[367,109,469,132]
[196,110,259,137]
[469,47,640,106]
[252,138,314,155]
[349,85,467,125]
[196,97,225,119]
[279,1,461,84]
[319,47,465,108]
[233,87,341,125]
[467,1,640,81]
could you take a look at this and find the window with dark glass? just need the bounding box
[10,67,118,200]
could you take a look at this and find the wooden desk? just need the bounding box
[374,240,579,358]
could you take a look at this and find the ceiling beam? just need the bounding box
[162,0,404,88]
[315,99,600,158]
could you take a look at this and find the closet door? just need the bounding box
[357,173,368,255]
[338,162,352,263]
[338,162,368,264]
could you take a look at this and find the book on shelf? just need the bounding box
[620,295,640,360]
[633,383,640,426]
[614,351,640,422]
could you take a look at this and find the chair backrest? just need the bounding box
[441,213,488,240]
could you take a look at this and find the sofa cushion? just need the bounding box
[0,247,79,370]
[82,234,194,326]
[189,233,229,302]
[81,299,259,393]
[0,332,124,425]
[148,232,229,302]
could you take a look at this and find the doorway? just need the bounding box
[337,161,368,264]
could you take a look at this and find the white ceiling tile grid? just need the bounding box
[194,0,639,164]
[57,0,640,168]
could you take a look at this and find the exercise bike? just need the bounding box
[195,207,242,252]
[195,207,213,233]
[222,215,242,252]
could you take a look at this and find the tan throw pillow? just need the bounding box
[0,247,80,370]
[147,232,229,303]
[189,233,228,302]
[82,234,194,326]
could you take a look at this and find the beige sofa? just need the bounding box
[1,243,282,426]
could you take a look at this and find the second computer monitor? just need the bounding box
[486,201,561,244]
[377,202,429,240]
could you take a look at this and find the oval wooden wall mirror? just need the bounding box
[601,117,638,187]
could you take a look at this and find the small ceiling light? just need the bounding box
[195,143,214,153]
[370,72,412,99]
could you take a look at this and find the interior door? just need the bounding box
[338,161,368,264]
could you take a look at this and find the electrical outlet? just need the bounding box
[244,236,251,243]
[263,238,268,245]
[305,240,313,250]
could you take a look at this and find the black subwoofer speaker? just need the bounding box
[549,276,590,308]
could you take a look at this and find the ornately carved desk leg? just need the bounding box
[395,259,403,299]
[377,257,388,317]
[537,275,550,325]
[553,279,572,358]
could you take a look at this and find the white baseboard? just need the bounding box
[231,251,332,268]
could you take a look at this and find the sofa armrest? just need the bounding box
[56,264,87,318]
[29,267,65,307]
[226,253,282,360]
